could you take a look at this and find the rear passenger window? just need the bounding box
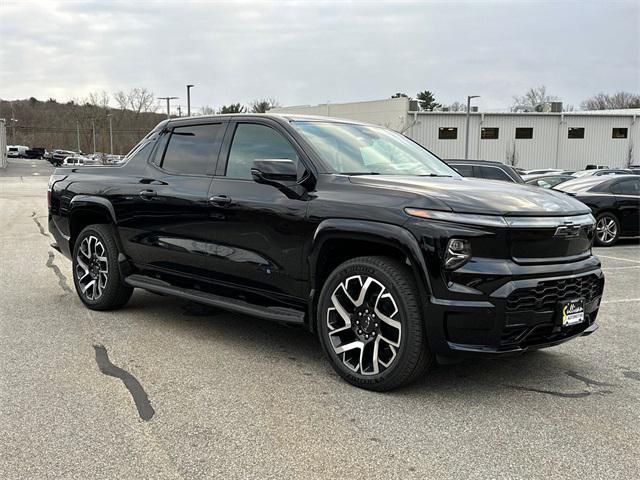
[480,166,511,181]
[226,123,298,179]
[611,179,640,195]
[452,164,474,177]
[161,124,224,175]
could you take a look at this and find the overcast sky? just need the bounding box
[1,0,638,112]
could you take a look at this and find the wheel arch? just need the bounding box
[306,219,432,333]
[68,196,118,253]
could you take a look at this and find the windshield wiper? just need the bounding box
[417,173,452,177]
[341,172,381,175]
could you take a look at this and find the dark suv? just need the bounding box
[446,159,524,183]
[48,114,604,391]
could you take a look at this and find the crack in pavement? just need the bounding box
[565,370,615,387]
[623,370,640,382]
[505,370,616,398]
[31,211,48,237]
[504,385,591,398]
[93,345,155,421]
[46,251,72,294]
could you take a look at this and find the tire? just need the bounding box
[594,212,620,247]
[317,256,433,391]
[72,224,133,310]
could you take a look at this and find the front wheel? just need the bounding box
[595,212,620,247]
[72,224,133,310]
[317,256,433,391]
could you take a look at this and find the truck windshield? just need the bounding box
[292,121,458,176]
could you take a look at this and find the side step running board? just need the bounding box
[124,274,305,324]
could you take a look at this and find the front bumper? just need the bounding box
[426,264,605,357]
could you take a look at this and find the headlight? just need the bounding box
[444,238,471,270]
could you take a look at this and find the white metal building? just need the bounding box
[272,98,639,170]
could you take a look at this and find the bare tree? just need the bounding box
[581,91,640,110]
[87,91,110,109]
[505,141,518,167]
[113,91,129,111]
[512,85,560,112]
[446,101,466,112]
[199,105,216,115]
[128,88,156,114]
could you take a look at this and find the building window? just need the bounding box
[438,127,458,139]
[568,127,585,139]
[515,127,533,139]
[612,128,628,139]
[481,127,499,139]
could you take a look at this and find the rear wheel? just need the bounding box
[72,224,133,310]
[595,212,620,246]
[317,256,433,391]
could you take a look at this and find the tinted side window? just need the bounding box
[452,164,474,177]
[226,124,298,179]
[161,124,224,175]
[126,141,154,164]
[480,166,511,181]
[612,179,640,195]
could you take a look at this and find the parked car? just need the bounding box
[555,175,640,246]
[525,174,575,189]
[62,156,100,167]
[48,114,604,391]
[6,145,29,157]
[572,169,631,178]
[24,147,47,159]
[629,166,640,175]
[585,164,609,170]
[49,149,76,166]
[62,156,86,166]
[445,159,524,183]
[522,168,565,176]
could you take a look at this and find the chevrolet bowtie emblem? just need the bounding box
[554,223,581,237]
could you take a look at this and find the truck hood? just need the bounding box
[348,175,591,216]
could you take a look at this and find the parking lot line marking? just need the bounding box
[601,298,640,304]
[597,255,640,264]
[602,266,640,270]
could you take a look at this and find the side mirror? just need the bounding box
[251,159,298,185]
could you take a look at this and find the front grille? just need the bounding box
[505,274,603,313]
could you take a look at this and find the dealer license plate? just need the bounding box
[561,299,585,326]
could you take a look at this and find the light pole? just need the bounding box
[107,114,113,155]
[186,84,194,117]
[158,96,179,119]
[464,95,480,160]
[92,120,96,153]
[76,120,81,152]
[9,118,18,144]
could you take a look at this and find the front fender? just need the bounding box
[308,218,433,298]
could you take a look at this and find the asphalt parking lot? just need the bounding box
[1,160,639,479]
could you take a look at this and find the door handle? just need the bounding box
[140,178,167,185]
[209,195,232,205]
[139,189,157,199]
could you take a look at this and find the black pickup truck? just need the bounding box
[48,114,604,390]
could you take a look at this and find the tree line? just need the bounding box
[3,86,637,154]
[0,91,282,154]
[391,87,640,112]
[0,90,165,154]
